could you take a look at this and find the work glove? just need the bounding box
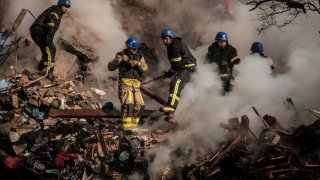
[128,60,140,67]
[164,69,176,78]
[114,54,129,64]
[120,55,129,62]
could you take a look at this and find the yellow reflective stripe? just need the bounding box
[50,12,59,20]
[122,124,133,130]
[47,22,55,27]
[231,56,239,63]
[182,63,196,68]
[219,73,229,78]
[44,62,55,66]
[171,57,182,62]
[122,117,132,123]
[161,106,175,112]
[174,79,181,97]
[45,46,53,68]
[170,79,181,106]
[121,79,141,88]
[169,94,180,101]
[122,117,133,130]
[128,90,133,104]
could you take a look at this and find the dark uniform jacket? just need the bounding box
[108,49,148,80]
[31,5,63,43]
[206,42,240,77]
[166,37,197,72]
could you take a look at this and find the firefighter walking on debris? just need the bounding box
[30,0,71,80]
[108,36,148,131]
[159,27,197,114]
[206,32,240,94]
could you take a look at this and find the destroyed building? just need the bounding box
[0,0,320,179]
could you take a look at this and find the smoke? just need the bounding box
[1,0,127,77]
[2,0,320,178]
[0,0,50,72]
[1,0,48,36]
[69,0,127,81]
[137,0,256,55]
[143,1,320,178]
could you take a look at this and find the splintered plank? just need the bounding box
[140,85,167,106]
[49,109,156,118]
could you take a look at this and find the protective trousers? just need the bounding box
[221,77,231,93]
[118,78,145,130]
[30,25,56,72]
[219,66,232,93]
[167,69,195,109]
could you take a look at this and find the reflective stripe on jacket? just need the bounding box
[31,5,63,42]
[166,37,197,71]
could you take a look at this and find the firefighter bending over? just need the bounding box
[30,0,71,81]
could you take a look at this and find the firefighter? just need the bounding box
[159,27,197,114]
[206,32,240,93]
[108,36,148,131]
[250,41,275,72]
[30,0,71,80]
[250,42,266,57]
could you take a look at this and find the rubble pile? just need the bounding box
[0,74,172,179]
[162,114,320,179]
[0,73,319,179]
[0,1,319,179]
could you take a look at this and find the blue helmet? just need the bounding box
[126,36,139,49]
[215,32,228,41]
[251,42,264,53]
[58,0,71,8]
[161,27,175,39]
[102,102,114,110]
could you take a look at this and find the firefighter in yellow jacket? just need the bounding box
[108,36,148,130]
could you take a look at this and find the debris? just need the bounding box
[49,109,156,118]
[0,8,26,66]
[90,88,106,96]
[140,85,167,105]
[0,4,319,179]
[252,106,270,129]
[8,131,20,143]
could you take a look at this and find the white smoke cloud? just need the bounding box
[70,0,127,81]
[1,0,127,78]
[2,0,49,36]
[0,0,50,73]
[146,1,320,178]
[2,0,320,178]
